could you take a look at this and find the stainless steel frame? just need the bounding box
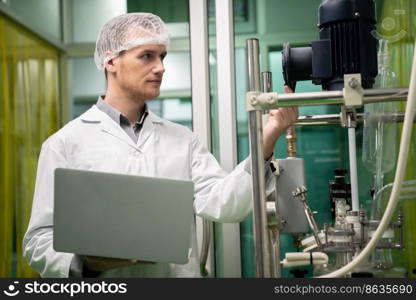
[262,71,281,278]
[294,113,406,126]
[246,38,272,277]
[247,88,408,109]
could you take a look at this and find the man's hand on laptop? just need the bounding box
[84,256,155,272]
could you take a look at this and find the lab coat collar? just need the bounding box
[80,105,163,151]
[80,105,163,124]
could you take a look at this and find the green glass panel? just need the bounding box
[377,0,416,277]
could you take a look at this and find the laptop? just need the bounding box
[53,168,194,264]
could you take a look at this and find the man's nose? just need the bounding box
[153,59,165,74]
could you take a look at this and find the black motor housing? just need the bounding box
[282,0,378,91]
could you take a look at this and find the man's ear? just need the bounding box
[106,58,117,75]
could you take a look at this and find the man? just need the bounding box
[23,13,298,277]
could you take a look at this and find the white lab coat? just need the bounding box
[23,105,269,278]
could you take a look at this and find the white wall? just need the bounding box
[161,52,191,92]
[9,0,61,39]
[71,57,105,98]
[70,50,191,100]
[72,0,127,43]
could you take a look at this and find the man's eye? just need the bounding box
[140,53,153,59]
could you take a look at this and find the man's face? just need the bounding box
[108,44,167,101]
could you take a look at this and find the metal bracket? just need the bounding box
[343,73,364,107]
[246,91,279,111]
[270,159,280,176]
[266,201,286,230]
[340,107,358,128]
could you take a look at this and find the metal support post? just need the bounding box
[246,38,272,278]
[262,71,282,278]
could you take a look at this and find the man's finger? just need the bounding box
[284,85,293,93]
[291,107,299,119]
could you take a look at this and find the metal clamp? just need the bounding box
[270,159,281,176]
[343,73,364,107]
[246,91,279,111]
[340,107,358,128]
[266,201,286,230]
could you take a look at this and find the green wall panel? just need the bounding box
[127,0,189,22]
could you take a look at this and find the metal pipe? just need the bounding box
[256,88,408,108]
[294,187,323,250]
[262,72,272,92]
[363,87,408,98]
[246,39,272,278]
[348,127,360,211]
[295,114,344,125]
[262,71,282,278]
[286,126,297,157]
[303,202,323,250]
[294,112,406,126]
[268,228,280,277]
[246,39,261,92]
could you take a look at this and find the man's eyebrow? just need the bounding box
[139,50,167,59]
[137,49,167,56]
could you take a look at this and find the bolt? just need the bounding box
[267,95,275,104]
[292,187,301,197]
[292,186,307,197]
[250,96,258,105]
[349,77,359,89]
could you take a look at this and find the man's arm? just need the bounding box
[23,140,74,277]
